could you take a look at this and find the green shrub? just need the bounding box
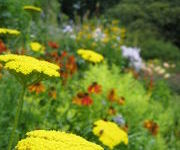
[140,38,180,61]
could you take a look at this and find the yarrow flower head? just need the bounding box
[77,49,104,63]
[16,130,104,150]
[93,120,128,149]
[30,42,45,53]
[0,54,60,79]
[23,5,42,12]
[0,28,20,35]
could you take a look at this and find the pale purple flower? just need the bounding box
[121,46,143,71]
[92,28,106,41]
[113,114,125,126]
[63,25,73,33]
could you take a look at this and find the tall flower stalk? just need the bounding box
[7,85,25,150]
[0,54,60,150]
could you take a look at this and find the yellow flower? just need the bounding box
[16,130,104,150]
[30,42,45,53]
[23,5,42,12]
[112,20,119,25]
[0,54,60,77]
[111,26,120,33]
[0,28,20,35]
[93,120,128,149]
[77,49,104,63]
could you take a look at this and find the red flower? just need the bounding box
[28,82,45,94]
[60,51,68,60]
[117,96,125,105]
[48,41,59,49]
[107,89,117,102]
[81,93,93,106]
[72,92,93,106]
[144,120,159,136]
[0,40,7,53]
[88,82,102,94]
[66,55,77,75]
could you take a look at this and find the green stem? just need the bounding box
[7,85,26,150]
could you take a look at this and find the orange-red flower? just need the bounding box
[28,82,45,94]
[47,50,77,85]
[66,55,77,75]
[144,120,159,136]
[0,40,7,53]
[107,89,117,102]
[88,82,102,94]
[117,96,125,105]
[48,41,59,49]
[72,92,93,106]
[60,51,68,60]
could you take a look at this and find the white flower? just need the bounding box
[92,28,106,42]
[158,68,166,75]
[163,62,170,68]
[62,25,73,33]
[70,34,76,39]
[154,66,161,72]
[164,73,170,79]
[121,46,143,71]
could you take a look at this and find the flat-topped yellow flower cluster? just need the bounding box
[0,28,20,35]
[77,49,104,63]
[30,42,45,53]
[93,120,128,149]
[0,54,60,77]
[23,5,42,12]
[16,130,104,150]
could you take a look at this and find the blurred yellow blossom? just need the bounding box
[30,42,45,53]
[93,120,128,149]
[23,5,42,12]
[16,130,104,150]
[0,28,20,35]
[77,49,104,63]
[0,54,60,77]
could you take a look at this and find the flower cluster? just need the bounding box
[23,5,42,12]
[0,28,20,35]
[28,82,45,94]
[73,92,93,106]
[30,42,45,53]
[93,120,128,149]
[77,49,104,63]
[121,46,143,71]
[76,21,125,47]
[0,54,60,77]
[142,61,174,79]
[107,89,125,105]
[88,82,102,94]
[92,28,106,42]
[16,130,103,150]
[144,120,159,136]
[48,51,77,85]
[48,41,59,49]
